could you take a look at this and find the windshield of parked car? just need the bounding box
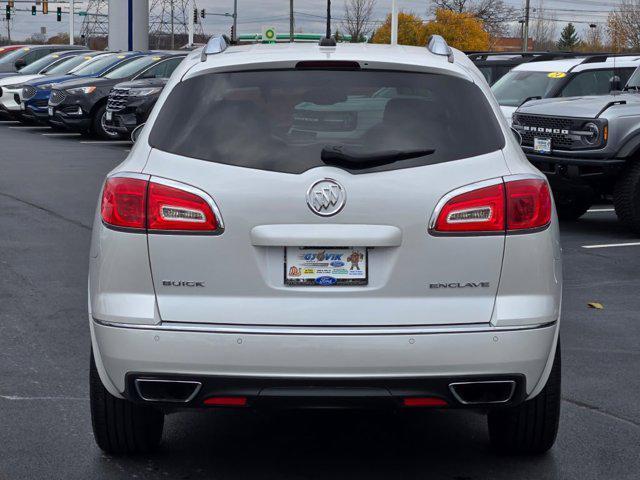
[0,47,29,65]
[150,70,505,175]
[18,53,63,74]
[492,70,564,107]
[69,53,120,75]
[103,55,158,79]
[47,54,96,75]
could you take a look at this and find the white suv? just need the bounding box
[89,36,562,455]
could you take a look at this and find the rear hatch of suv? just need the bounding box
[142,66,508,327]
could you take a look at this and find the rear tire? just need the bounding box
[613,161,640,233]
[92,104,121,140]
[90,351,164,454]
[487,342,561,455]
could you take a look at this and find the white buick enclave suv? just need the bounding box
[89,36,562,455]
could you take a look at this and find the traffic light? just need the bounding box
[43,1,49,14]
[56,6,62,21]
[231,25,235,41]
[193,8,198,24]
[200,9,205,19]
[32,5,37,16]
[5,5,10,20]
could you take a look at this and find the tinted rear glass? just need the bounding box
[149,70,505,174]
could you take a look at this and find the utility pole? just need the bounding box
[326,0,331,38]
[523,0,530,52]
[188,0,194,46]
[391,0,398,45]
[289,0,294,42]
[170,0,175,49]
[233,0,237,43]
[69,0,75,45]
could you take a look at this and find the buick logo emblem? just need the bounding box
[306,178,346,217]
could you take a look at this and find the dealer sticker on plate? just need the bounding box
[285,247,368,286]
[534,137,552,154]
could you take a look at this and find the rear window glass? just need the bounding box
[149,70,505,174]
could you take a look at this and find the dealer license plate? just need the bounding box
[105,111,112,121]
[285,247,368,286]
[48,107,53,116]
[534,137,551,154]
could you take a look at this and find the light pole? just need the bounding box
[391,0,398,45]
[69,0,75,45]
[523,0,530,52]
[290,0,294,42]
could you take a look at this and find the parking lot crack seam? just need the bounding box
[563,397,639,429]
[0,191,91,231]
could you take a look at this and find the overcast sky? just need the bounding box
[0,0,618,42]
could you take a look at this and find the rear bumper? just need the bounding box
[91,318,558,406]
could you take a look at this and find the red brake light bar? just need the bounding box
[431,177,552,235]
[101,176,222,234]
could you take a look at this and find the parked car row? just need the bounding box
[0,46,185,138]
[470,51,640,232]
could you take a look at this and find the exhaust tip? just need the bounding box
[449,380,516,405]
[135,379,202,403]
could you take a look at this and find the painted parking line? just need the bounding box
[42,132,82,137]
[587,208,615,213]
[79,140,132,145]
[8,125,51,130]
[582,242,640,249]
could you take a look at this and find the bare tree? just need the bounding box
[431,0,515,42]
[607,0,640,52]
[342,0,377,42]
[530,0,557,50]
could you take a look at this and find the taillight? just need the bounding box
[147,181,218,232]
[101,177,147,230]
[434,183,505,233]
[431,177,551,235]
[506,179,552,231]
[101,176,221,233]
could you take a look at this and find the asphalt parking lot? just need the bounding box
[0,121,638,480]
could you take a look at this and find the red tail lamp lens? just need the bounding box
[434,183,505,233]
[147,182,218,232]
[403,397,448,407]
[101,177,147,230]
[506,179,552,231]
[203,396,248,407]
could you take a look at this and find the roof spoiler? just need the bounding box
[200,35,230,62]
[427,35,454,63]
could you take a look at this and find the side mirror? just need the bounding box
[14,59,26,70]
[511,127,523,145]
[610,75,622,92]
[131,123,145,143]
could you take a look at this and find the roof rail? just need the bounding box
[427,35,454,63]
[200,35,229,62]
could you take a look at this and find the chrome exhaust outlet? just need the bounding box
[449,380,516,405]
[134,379,202,403]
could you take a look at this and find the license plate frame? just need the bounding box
[534,137,552,154]
[284,247,368,286]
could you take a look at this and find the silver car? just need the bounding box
[89,36,562,455]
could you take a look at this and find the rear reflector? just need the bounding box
[403,397,448,408]
[432,177,551,235]
[101,176,220,233]
[203,396,248,407]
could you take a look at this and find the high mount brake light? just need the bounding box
[101,177,220,233]
[432,178,551,235]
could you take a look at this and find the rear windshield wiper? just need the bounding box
[321,145,436,169]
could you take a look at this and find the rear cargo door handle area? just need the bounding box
[250,224,403,247]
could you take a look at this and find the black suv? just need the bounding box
[48,52,185,138]
[104,77,168,136]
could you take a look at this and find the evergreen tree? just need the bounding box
[557,23,580,50]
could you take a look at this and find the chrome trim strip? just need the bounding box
[449,380,516,405]
[134,378,202,403]
[93,317,557,336]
